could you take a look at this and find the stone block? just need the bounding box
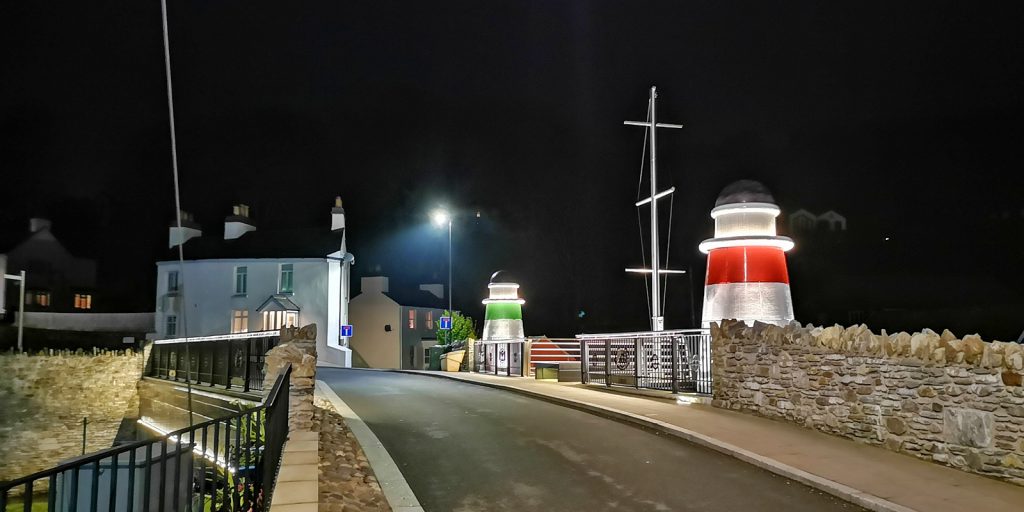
[944,408,994,448]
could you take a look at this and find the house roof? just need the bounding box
[166,228,344,261]
[258,294,301,312]
[383,289,446,309]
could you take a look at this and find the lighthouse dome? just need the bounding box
[489,270,517,284]
[714,180,776,207]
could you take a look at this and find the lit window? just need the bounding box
[33,292,51,307]
[408,309,416,329]
[425,311,433,328]
[74,294,92,310]
[262,310,298,331]
[25,293,33,306]
[166,315,177,336]
[235,266,247,294]
[231,310,249,333]
[168,271,179,292]
[279,264,294,293]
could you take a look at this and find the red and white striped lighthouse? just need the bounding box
[699,180,795,327]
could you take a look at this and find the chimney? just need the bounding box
[29,218,52,233]
[331,196,345,232]
[169,210,202,248]
[362,276,389,294]
[224,203,257,240]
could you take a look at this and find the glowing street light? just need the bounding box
[432,208,453,343]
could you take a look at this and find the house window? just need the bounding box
[231,310,249,333]
[166,315,178,336]
[408,309,416,329]
[168,271,179,293]
[234,266,247,294]
[262,311,298,331]
[279,264,294,293]
[31,291,51,307]
[74,294,93,310]
[425,311,434,328]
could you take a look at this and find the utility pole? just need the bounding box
[625,86,683,331]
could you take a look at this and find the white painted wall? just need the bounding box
[19,312,154,332]
[155,257,350,366]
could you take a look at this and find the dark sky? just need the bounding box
[3,2,1024,338]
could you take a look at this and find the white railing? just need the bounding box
[527,337,581,376]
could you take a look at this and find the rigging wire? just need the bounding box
[662,192,674,310]
[160,0,193,430]
[635,98,652,320]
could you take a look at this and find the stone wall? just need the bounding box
[264,324,318,432]
[0,348,146,483]
[712,320,1024,485]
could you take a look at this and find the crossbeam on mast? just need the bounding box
[635,186,675,207]
[625,268,687,274]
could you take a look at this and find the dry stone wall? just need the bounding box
[711,319,1024,485]
[0,348,146,484]
[263,324,318,432]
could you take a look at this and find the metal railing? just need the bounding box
[148,332,278,392]
[578,330,712,394]
[0,365,292,511]
[526,338,580,376]
[473,340,525,376]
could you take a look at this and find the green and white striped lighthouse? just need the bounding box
[481,270,525,341]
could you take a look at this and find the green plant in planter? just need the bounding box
[435,310,477,348]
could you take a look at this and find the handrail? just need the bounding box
[576,328,709,339]
[0,364,292,492]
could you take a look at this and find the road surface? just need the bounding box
[319,368,864,512]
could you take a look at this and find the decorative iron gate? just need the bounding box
[474,340,524,376]
[578,330,712,394]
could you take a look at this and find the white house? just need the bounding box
[349,276,447,369]
[154,199,354,367]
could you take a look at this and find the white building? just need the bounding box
[154,200,354,367]
[348,276,446,369]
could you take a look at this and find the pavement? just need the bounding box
[393,369,1024,512]
[319,367,866,512]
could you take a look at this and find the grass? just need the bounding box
[4,496,49,512]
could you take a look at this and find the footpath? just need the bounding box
[398,370,1024,512]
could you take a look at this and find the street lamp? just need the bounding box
[432,208,453,344]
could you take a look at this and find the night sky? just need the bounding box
[3,2,1024,338]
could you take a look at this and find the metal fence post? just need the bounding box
[633,337,640,389]
[598,339,606,387]
[243,339,252,392]
[580,340,588,384]
[671,336,679,394]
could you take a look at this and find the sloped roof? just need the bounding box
[165,228,344,261]
[384,289,446,309]
[257,294,301,312]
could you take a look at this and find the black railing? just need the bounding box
[147,333,278,392]
[474,341,524,376]
[579,330,712,394]
[0,365,292,511]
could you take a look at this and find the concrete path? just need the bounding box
[319,368,864,512]
[401,370,1024,512]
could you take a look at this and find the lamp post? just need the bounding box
[432,209,453,344]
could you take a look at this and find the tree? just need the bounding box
[435,310,477,345]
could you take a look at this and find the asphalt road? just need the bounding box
[319,369,865,512]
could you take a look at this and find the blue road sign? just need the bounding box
[341,324,353,337]
[439,316,452,330]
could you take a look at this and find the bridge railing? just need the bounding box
[0,365,292,511]
[147,331,279,392]
[577,330,712,395]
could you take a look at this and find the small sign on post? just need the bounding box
[439,316,452,330]
[341,324,353,337]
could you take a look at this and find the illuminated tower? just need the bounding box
[481,271,525,340]
[479,271,525,372]
[699,180,795,327]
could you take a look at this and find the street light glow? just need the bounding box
[432,208,450,227]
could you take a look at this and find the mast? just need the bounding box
[625,86,683,331]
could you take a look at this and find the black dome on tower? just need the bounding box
[714,180,776,207]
